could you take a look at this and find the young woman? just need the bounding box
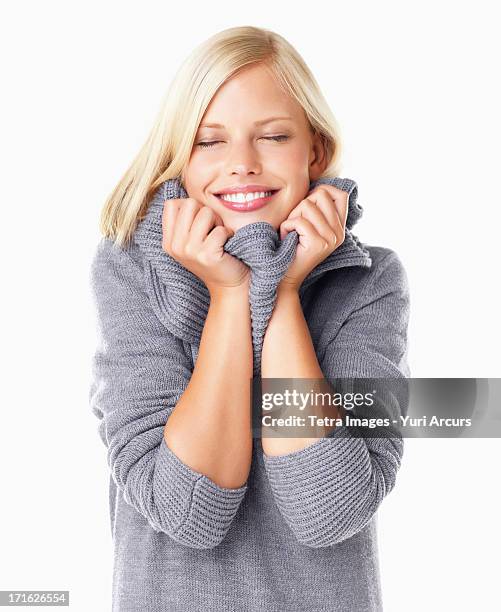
[90,25,410,612]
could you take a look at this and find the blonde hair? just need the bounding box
[100,25,344,248]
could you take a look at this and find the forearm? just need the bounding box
[164,281,253,489]
[261,284,340,456]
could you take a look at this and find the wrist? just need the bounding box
[208,278,250,302]
[277,280,300,298]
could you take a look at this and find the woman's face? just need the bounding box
[182,63,327,233]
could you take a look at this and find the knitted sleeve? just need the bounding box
[262,250,410,548]
[89,237,248,549]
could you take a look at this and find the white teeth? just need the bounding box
[219,191,273,203]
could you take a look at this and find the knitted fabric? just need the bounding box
[89,176,410,612]
[133,176,372,375]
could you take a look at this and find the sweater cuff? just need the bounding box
[262,424,372,547]
[151,436,248,548]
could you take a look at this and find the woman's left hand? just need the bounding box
[278,183,348,292]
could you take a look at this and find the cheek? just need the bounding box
[279,183,310,215]
[276,141,310,167]
[183,169,210,199]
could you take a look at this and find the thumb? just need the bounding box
[280,218,295,241]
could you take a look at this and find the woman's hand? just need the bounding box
[278,184,348,292]
[162,197,250,294]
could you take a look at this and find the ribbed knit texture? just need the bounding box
[89,176,410,612]
[133,177,372,376]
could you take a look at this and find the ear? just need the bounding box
[308,130,328,181]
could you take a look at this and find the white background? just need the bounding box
[1,1,499,610]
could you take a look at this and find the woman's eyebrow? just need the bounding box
[200,116,294,129]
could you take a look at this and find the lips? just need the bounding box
[215,189,280,212]
[214,183,277,196]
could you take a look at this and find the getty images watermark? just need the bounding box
[249,378,501,438]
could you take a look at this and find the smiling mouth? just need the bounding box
[213,189,280,212]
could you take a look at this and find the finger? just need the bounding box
[306,188,346,247]
[295,198,337,245]
[280,216,327,251]
[281,196,318,229]
[285,200,304,221]
[203,224,234,255]
[162,199,181,249]
[309,184,349,228]
[282,195,340,248]
[286,184,347,231]
[189,206,224,245]
[309,190,345,244]
[171,198,202,252]
[303,189,337,229]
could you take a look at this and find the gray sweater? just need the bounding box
[89,176,410,612]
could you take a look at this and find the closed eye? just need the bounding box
[196,135,290,148]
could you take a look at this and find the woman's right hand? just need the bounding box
[162,197,250,293]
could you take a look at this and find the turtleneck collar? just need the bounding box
[133,176,372,375]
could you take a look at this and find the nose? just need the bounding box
[224,140,262,176]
